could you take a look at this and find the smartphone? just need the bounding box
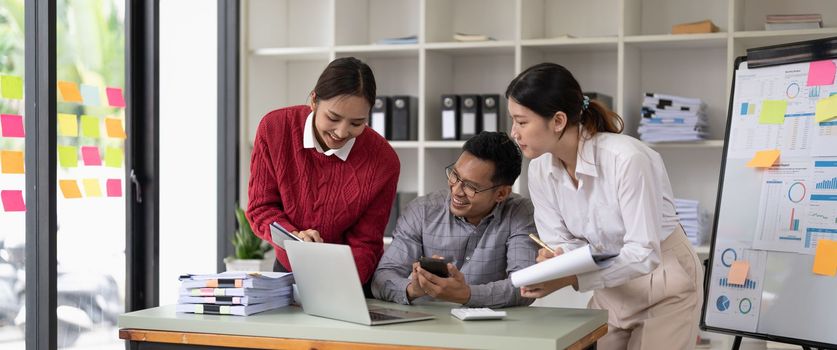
[418,256,450,278]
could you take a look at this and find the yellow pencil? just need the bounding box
[528,233,555,254]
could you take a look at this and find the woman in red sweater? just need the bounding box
[246,57,400,286]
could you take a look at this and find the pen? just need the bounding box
[528,233,555,254]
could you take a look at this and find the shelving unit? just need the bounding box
[241,0,837,238]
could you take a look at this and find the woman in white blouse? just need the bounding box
[506,63,703,350]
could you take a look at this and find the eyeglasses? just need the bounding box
[445,164,502,198]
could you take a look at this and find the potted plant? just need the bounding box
[223,206,272,272]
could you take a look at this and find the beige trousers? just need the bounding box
[588,226,704,350]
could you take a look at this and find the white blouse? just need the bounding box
[527,132,679,292]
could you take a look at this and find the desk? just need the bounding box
[119,299,607,350]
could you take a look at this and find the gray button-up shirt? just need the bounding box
[371,190,539,308]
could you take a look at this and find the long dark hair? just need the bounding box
[312,57,376,111]
[505,63,623,139]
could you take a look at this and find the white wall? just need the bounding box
[159,0,217,305]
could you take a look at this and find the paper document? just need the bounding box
[511,245,616,287]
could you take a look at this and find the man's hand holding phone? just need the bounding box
[408,256,471,305]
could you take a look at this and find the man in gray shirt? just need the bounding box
[372,132,539,308]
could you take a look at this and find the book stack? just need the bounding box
[176,271,294,316]
[639,93,707,143]
[765,14,822,31]
[675,198,707,246]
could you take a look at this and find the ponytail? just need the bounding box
[506,63,623,139]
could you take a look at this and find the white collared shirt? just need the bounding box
[302,111,355,161]
[527,132,679,292]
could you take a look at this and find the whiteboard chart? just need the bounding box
[703,47,837,348]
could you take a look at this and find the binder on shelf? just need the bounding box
[391,96,417,141]
[481,94,500,133]
[441,95,460,140]
[371,96,391,139]
[459,95,481,140]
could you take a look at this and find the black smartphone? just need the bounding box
[418,256,450,278]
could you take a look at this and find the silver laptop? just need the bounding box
[284,240,435,325]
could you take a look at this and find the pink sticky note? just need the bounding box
[106,87,125,107]
[81,146,102,166]
[106,178,122,197]
[1,114,25,138]
[727,260,750,285]
[807,60,836,86]
[1,190,26,212]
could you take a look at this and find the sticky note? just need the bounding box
[1,114,25,137]
[1,150,24,174]
[81,146,101,166]
[57,113,78,136]
[727,261,750,285]
[59,180,82,199]
[80,115,100,138]
[815,94,837,123]
[807,60,836,86]
[0,75,23,99]
[104,147,123,168]
[759,100,787,125]
[82,179,102,197]
[105,118,126,139]
[106,179,122,197]
[57,81,83,103]
[80,85,101,106]
[106,87,125,107]
[58,145,78,168]
[1,190,25,212]
[813,239,837,276]
[747,149,780,168]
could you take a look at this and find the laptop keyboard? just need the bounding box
[369,311,401,321]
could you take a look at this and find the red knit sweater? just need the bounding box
[246,105,400,283]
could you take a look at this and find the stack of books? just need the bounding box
[375,35,418,45]
[453,32,495,42]
[639,93,707,143]
[176,271,294,316]
[675,198,707,246]
[765,14,822,31]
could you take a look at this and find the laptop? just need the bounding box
[284,240,435,326]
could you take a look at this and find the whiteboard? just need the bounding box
[702,57,837,347]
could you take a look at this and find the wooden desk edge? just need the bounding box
[119,323,607,350]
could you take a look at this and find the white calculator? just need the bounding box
[450,308,507,321]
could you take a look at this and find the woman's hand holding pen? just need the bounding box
[293,229,323,243]
[525,244,576,298]
[536,246,564,263]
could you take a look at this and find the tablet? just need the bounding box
[269,222,302,249]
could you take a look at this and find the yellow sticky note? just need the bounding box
[1,150,24,174]
[80,115,100,138]
[813,239,837,276]
[727,261,750,285]
[1,75,23,99]
[57,81,83,103]
[57,113,78,137]
[759,100,787,125]
[57,146,78,168]
[815,95,837,123]
[746,149,780,168]
[58,179,82,199]
[104,147,123,168]
[82,179,102,197]
[104,118,126,139]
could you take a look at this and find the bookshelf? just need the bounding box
[241,0,837,252]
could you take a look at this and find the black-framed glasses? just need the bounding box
[445,164,502,198]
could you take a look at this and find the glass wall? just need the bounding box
[0,0,26,348]
[54,0,126,348]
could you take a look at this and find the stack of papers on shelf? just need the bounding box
[176,271,294,316]
[765,14,822,31]
[639,93,708,143]
[453,32,496,42]
[675,198,708,246]
[375,35,418,45]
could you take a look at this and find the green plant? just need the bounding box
[232,206,270,260]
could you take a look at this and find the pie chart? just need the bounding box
[716,295,730,312]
